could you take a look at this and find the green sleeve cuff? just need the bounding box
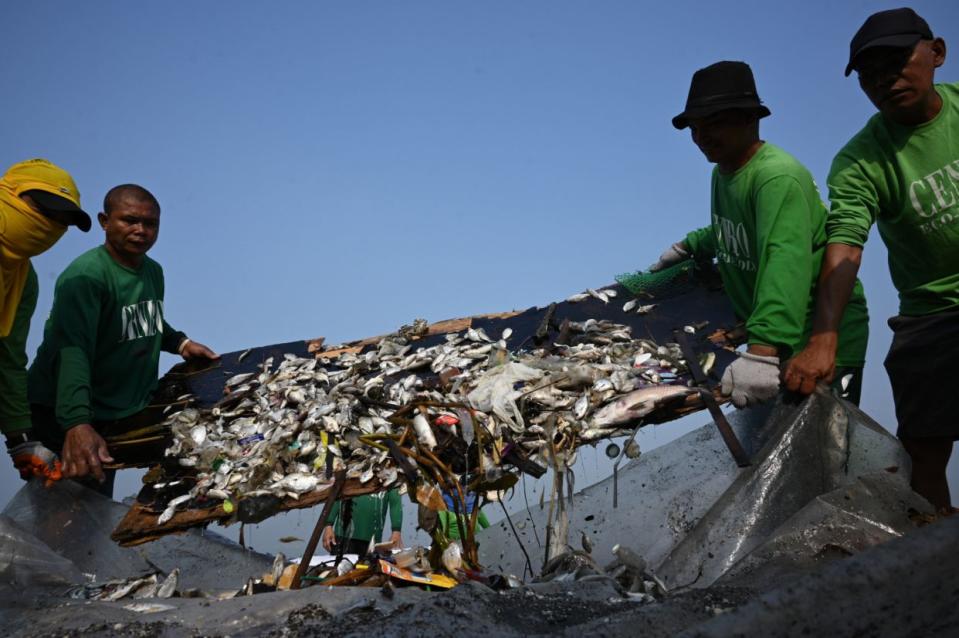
[685,226,715,258]
[161,327,187,354]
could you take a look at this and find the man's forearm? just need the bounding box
[809,243,864,347]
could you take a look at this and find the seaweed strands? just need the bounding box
[156,316,698,532]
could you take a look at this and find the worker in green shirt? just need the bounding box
[322,490,403,557]
[652,61,869,408]
[27,184,218,496]
[437,489,489,542]
[785,8,958,513]
[1,159,92,484]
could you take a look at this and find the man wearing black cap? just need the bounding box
[652,61,869,409]
[785,8,958,513]
[1,159,92,485]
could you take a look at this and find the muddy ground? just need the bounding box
[8,514,958,638]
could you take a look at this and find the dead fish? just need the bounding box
[442,542,463,574]
[633,352,652,368]
[412,413,437,450]
[700,351,716,376]
[225,372,255,387]
[636,304,656,314]
[157,569,179,599]
[467,327,492,343]
[270,473,319,494]
[271,553,286,585]
[158,494,191,525]
[587,288,609,303]
[103,576,150,602]
[590,385,696,428]
[336,557,354,576]
[622,299,638,312]
[501,327,513,340]
[122,602,176,614]
[600,288,618,298]
[573,393,589,420]
[237,348,252,363]
[566,292,589,303]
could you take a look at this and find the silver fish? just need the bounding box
[412,413,437,450]
[590,385,695,428]
[587,288,609,303]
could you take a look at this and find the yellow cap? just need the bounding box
[1,159,91,231]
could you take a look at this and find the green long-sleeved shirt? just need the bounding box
[329,490,403,545]
[685,142,869,366]
[437,509,490,541]
[0,264,38,435]
[28,246,185,430]
[826,82,959,317]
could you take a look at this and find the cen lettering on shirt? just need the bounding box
[910,159,959,233]
[119,300,165,342]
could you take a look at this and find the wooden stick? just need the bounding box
[291,469,347,590]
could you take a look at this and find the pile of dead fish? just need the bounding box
[159,299,709,521]
[69,569,181,601]
[537,542,667,604]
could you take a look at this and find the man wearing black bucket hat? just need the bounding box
[785,8,958,513]
[651,61,869,409]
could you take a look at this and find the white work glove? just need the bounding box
[648,242,689,272]
[721,351,781,408]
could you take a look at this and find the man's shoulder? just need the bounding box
[58,247,110,283]
[833,113,886,164]
[937,81,959,102]
[141,254,164,277]
[750,143,814,186]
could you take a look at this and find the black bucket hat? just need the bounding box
[672,61,771,130]
[844,8,933,76]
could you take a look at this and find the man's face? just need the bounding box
[98,196,160,262]
[854,39,946,120]
[688,110,754,166]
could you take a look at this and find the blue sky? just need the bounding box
[2,1,957,553]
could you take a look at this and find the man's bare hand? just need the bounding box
[390,530,403,549]
[784,336,838,395]
[321,525,335,552]
[61,424,114,482]
[180,340,219,361]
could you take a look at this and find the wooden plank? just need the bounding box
[111,477,384,546]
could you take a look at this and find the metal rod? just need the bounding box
[674,330,751,468]
[291,469,347,590]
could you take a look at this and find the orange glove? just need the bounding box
[8,440,63,487]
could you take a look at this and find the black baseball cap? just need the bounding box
[845,8,933,76]
[23,189,92,232]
